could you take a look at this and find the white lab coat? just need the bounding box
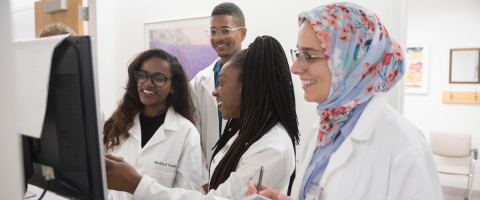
[291,93,442,200]
[108,107,204,200]
[131,122,295,200]
[190,58,228,184]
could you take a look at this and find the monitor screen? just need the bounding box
[23,36,107,200]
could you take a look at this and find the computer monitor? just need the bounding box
[22,36,107,199]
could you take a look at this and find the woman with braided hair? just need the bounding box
[104,35,299,200]
[246,2,442,200]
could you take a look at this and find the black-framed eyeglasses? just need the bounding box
[133,71,172,87]
[290,49,325,70]
[205,27,244,39]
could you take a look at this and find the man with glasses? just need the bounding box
[189,2,247,193]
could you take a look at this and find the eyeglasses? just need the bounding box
[205,27,244,39]
[290,49,325,70]
[133,71,172,87]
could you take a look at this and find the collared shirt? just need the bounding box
[213,60,222,137]
[299,99,371,200]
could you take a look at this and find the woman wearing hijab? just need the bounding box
[246,2,442,200]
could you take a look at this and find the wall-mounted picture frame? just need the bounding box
[405,44,430,94]
[449,48,480,84]
[144,16,218,81]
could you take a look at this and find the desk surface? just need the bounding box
[26,184,67,200]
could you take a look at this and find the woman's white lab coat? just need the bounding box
[291,93,442,200]
[190,58,228,184]
[130,123,295,200]
[108,107,204,200]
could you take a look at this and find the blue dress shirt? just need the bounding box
[213,60,222,137]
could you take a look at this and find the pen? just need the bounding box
[257,166,264,194]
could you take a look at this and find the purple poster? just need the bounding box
[145,17,218,81]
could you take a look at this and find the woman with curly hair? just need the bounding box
[104,49,204,199]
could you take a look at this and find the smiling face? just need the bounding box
[212,62,242,119]
[210,15,246,61]
[291,21,332,103]
[137,57,174,114]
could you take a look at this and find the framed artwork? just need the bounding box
[449,48,480,84]
[404,44,430,94]
[144,17,218,81]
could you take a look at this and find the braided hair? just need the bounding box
[209,36,299,195]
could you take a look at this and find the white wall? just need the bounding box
[93,0,118,122]
[386,0,408,115]
[10,0,37,8]
[10,0,36,41]
[1,0,25,199]
[108,0,405,155]
[405,0,480,191]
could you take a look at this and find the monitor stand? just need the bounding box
[24,191,36,199]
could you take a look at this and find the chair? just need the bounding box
[430,132,478,200]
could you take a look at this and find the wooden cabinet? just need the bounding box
[34,0,84,37]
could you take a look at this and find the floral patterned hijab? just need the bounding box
[298,2,405,147]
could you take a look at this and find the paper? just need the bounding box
[14,34,69,138]
[241,194,272,200]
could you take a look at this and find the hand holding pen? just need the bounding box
[257,166,264,194]
[244,166,293,200]
[245,181,292,200]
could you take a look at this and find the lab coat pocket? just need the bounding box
[148,169,176,188]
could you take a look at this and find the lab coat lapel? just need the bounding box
[319,137,353,187]
[319,93,387,188]
[140,107,177,153]
[129,113,142,144]
[200,59,219,107]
